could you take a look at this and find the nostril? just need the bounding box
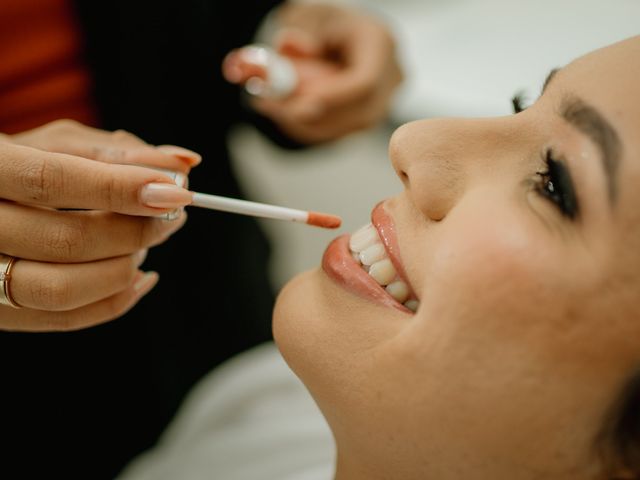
[399,169,409,186]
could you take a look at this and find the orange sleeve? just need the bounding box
[0,0,99,134]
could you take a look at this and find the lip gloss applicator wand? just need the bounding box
[148,169,340,228]
[188,191,341,229]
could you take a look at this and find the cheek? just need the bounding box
[385,223,607,473]
[399,206,579,405]
[423,209,551,320]
[414,201,606,360]
[387,209,624,467]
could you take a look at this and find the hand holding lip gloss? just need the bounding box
[223,44,299,99]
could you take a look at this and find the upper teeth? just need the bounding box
[385,281,409,304]
[349,224,378,252]
[349,223,419,312]
[359,242,386,265]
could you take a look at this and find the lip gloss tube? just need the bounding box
[238,44,298,99]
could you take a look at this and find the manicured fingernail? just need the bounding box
[225,64,243,83]
[141,167,188,189]
[135,249,148,267]
[134,271,158,293]
[140,183,193,209]
[160,208,184,221]
[156,145,202,165]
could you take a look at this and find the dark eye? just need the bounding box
[535,150,579,219]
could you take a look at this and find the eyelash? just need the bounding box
[509,97,579,219]
[534,150,579,219]
[511,92,528,113]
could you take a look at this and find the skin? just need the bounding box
[0,1,401,331]
[223,2,403,144]
[274,36,640,479]
[0,120,199,331]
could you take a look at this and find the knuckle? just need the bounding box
[48,119,82,134]
[22,120,83,153]
[30,272,73,311]
[95,147,125,164]
[40,219,88,260]
[98,172,128,212]
[19,154,64,203]
[39,118,86,138]
[47,120,86,147]
[112,129,142,145]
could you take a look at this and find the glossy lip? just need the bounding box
[321,201,416,314]
[371,201,418,299]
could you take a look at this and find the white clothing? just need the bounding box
[117,343,335,480]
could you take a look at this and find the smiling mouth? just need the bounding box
[348,223,419,312]
[321,202,419,314]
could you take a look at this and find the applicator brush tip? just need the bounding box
[307,212,342,229]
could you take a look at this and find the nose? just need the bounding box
[389,116,516,221]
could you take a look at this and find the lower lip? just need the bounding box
[322,235,411,313]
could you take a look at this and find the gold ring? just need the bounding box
[0,254,21,308]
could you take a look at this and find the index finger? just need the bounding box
[0,143,192,216]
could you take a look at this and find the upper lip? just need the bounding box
[321,200,418,314]
[371,201,418,301]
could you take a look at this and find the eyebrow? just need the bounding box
[539,68,622,203]
[560,96,622,203]
[541,68,559,94]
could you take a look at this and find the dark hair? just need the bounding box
[598,368,640,479]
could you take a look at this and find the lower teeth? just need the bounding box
[403,299,419,312]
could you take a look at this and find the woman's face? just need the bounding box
[274,36,640,479]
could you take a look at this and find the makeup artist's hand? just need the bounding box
[224,2,403,144]
[0,121,198,331]
[11,119,201,172]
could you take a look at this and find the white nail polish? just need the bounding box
[134,272,158,292]
[135,249,148,267]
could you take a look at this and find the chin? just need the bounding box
[272,269,322,371]
[273,264,407,389]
